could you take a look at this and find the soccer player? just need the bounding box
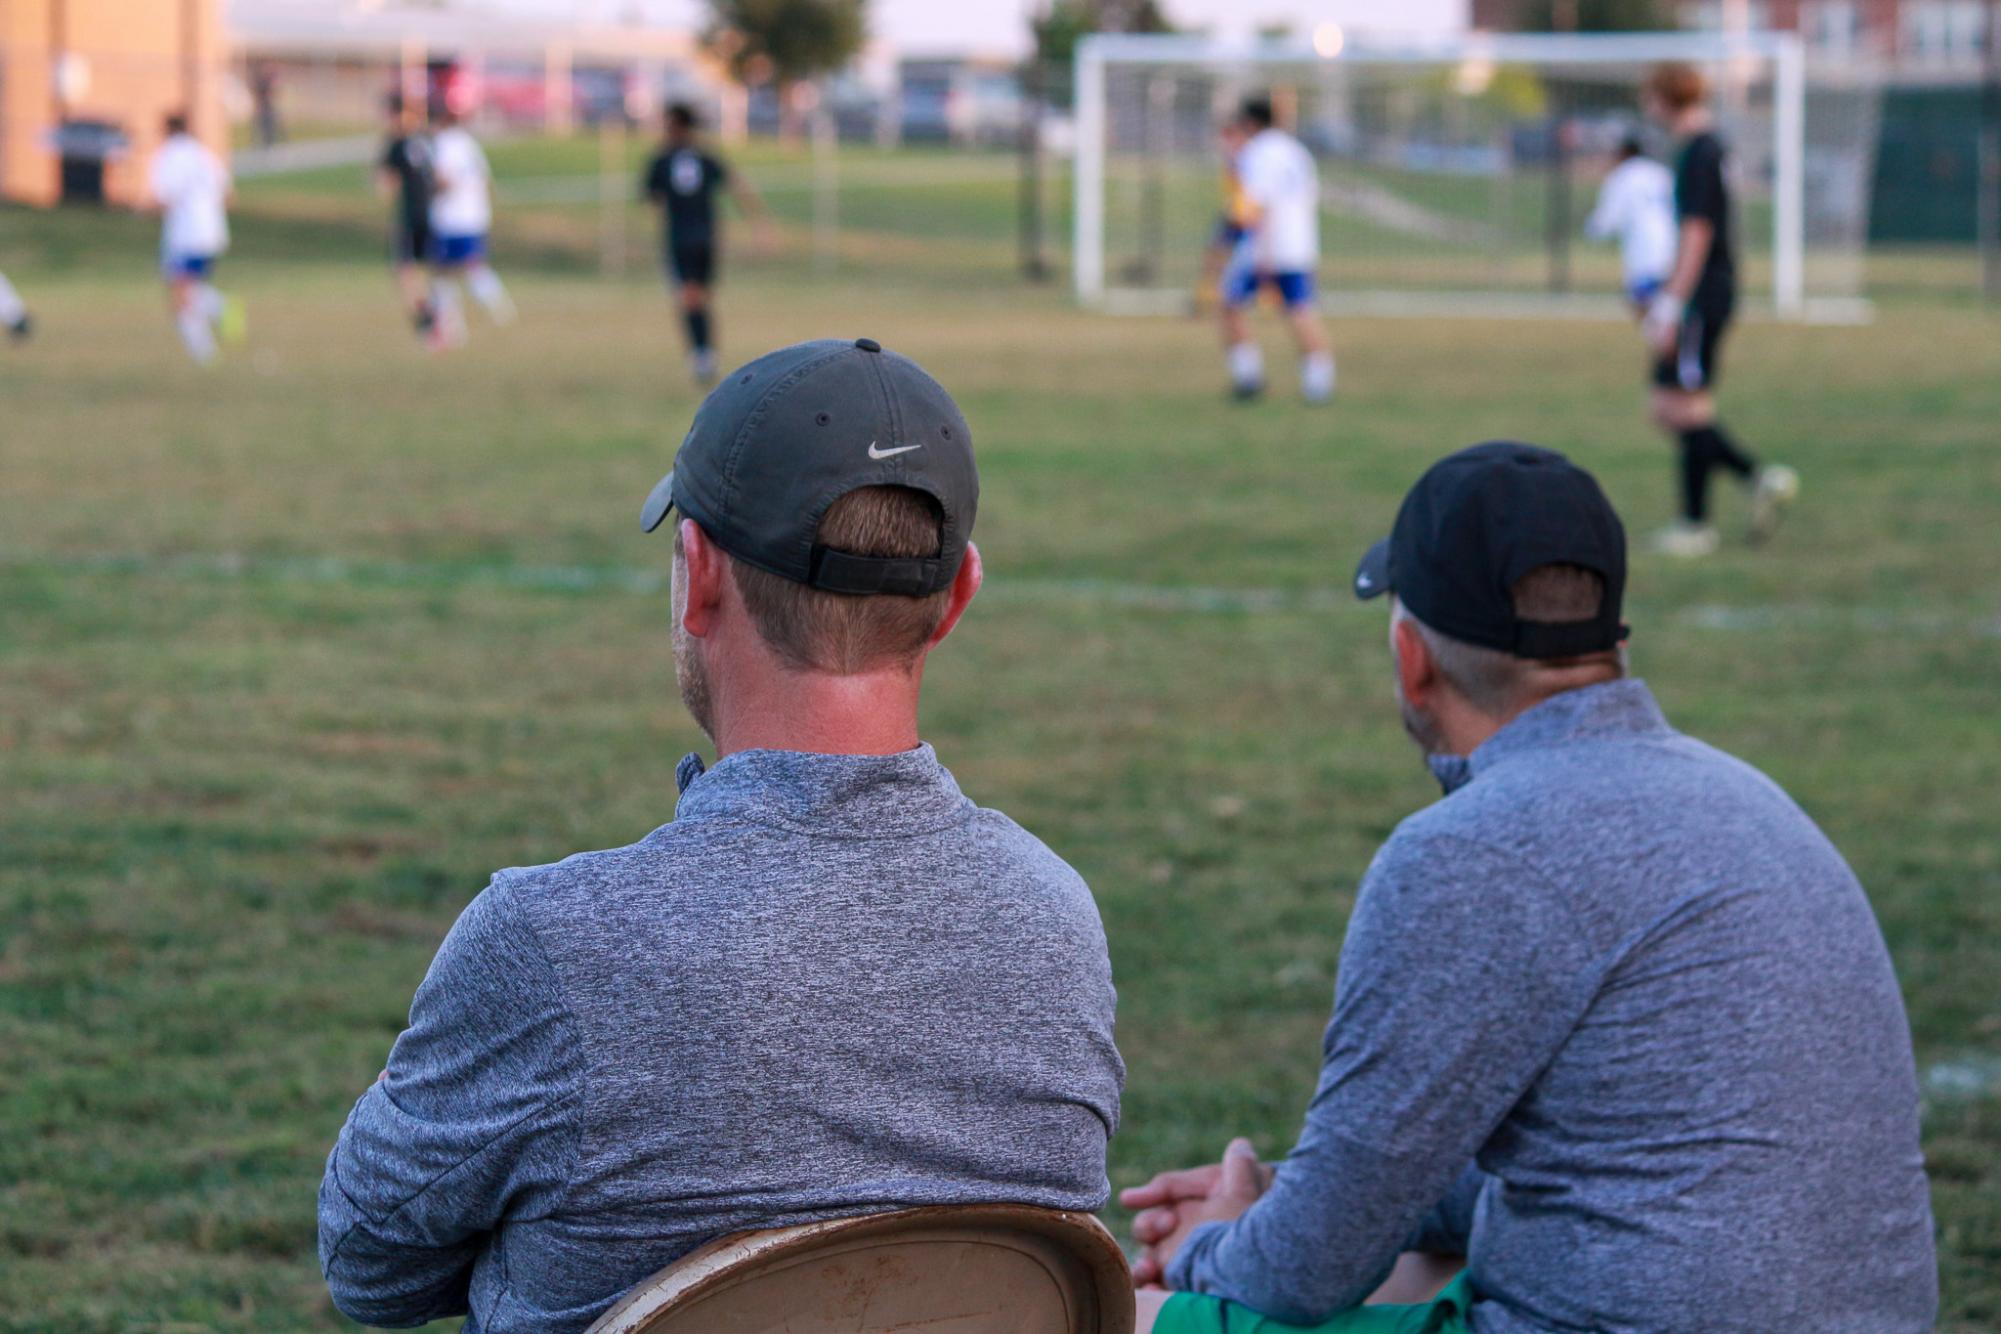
[1639,64,1797,557]
[376,92,435,342]
[1194,118,1254,317]
[642,103,772,385]
[1584,133,1676,314]
[0,271,30,342]
[1218,97,1335,404]
[427,107,514,346]
[147,112,239,366]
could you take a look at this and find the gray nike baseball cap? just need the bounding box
[641,337,978,597]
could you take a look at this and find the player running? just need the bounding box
[427,108,514,346]
[0,271,30,342]
[642,103,772,385]
[1640,64,1797,557]
[1218,97,1335,404]
[1584,133,1676,314]
[147,112,241,366]
[376,92,436,342]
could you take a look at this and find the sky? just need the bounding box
[493,0,1470,56]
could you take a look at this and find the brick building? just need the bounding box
[0,0,228,206]
[1468,0,1994,69]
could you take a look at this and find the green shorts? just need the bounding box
[1152,1274,1473,1334]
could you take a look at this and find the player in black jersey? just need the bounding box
[642,103,772,384]
[1640,63,1797,557]
[376,93,436,341]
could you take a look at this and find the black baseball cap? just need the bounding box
[641,338,977,596]
[1353,441,1629,658]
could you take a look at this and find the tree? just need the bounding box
[1030,0,1174,70]
[1503,0,1672,31]
[706,0,867,136]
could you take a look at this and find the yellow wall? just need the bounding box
[1,0,226,207]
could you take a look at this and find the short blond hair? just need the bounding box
[729,486,952,674]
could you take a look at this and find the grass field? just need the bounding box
[3,141,1999,1330]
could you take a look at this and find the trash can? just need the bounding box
[55,120,128,205]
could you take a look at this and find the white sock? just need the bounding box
[177,307,217,364]
[196,282,226,324]
[0,272,24,327]
[1227,341,1264,390]
[432,279,465,341]
[1303,351,1336,402]
[466,265,514,323]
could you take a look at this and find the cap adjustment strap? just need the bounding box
[1512,618,1630,659]
[809,545,951,597]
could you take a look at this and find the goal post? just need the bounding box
[1072,29,1866,321]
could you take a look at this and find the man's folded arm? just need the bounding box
[1167,830,1597,1323]
[318,875,585,1326]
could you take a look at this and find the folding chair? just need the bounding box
[585,1203,1136,1333]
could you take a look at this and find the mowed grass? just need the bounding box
[3,145,2000,1330]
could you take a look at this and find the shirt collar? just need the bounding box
[1426,679,1669,795]
[671,742,973,837]
[1471,678,1669,777]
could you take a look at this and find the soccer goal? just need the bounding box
[1073,30,1878,321]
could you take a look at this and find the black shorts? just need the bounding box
[1652,296,1733,392]
[392,221,432,266]
[668,239,716,287]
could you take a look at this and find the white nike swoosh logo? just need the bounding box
[1357,575,1374,589]
[867,442,923,460]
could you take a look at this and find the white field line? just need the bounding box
[1923,1055,2001,1106]
[4,550,1999,640]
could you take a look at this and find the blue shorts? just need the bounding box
[1223,268,1316,310]
[162,253,216,280]
[1627,276,1665,306]
[431,233,488,266]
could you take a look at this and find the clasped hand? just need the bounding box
[1119,1137,1273,1288]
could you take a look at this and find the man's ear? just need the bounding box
[925,541,984,650]
[1392,614,1437,709]
[678,520,727,639]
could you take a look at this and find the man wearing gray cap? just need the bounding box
[1123,443,1934,1334]
[318,338,1124,1332]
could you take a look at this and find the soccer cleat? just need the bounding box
[7,313,29,343]
[1651,522,1721,559]
[691,350,720,387]
[1230,380,1265,403]
[218,298,249,346]
[1747,464,1799,545]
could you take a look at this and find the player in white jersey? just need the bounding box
[1218,97,1335,404]
[426,109,514,347]
[0,271,30,342]
[147,112,240,365]
[1584,135,1677,311]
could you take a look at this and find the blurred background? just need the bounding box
[3,2,1998,1330]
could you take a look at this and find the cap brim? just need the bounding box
[1353,537,1392,600]
[640,470,676,534]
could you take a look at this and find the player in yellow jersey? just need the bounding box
[1195,119,1255,316]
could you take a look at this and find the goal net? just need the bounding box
[1073,31,1877,321]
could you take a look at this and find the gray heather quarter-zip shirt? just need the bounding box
[318,744,1123,1332]
[1169,680,1936,1333]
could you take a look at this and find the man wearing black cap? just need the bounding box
[318,339,1123,1332]
[1122,443,1935,1334]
